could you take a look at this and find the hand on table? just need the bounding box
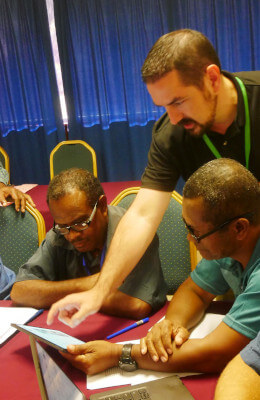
[60,341,121,375]
[0,184,35,212]
[140,318,190,362]
[47,289,103,328]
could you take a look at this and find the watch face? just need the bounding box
[119,343,138,371]
[118,360,138,372]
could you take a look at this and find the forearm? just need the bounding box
[94,190,171,299]
[101,291,152,319]
[165,277,214,330]
[11,275,99,308]
[133,338,239,374]
[89,337,237,375]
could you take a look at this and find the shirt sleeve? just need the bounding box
[118,234,168,311]
[191,258,231,295]
[0,162,9,185]
[141,113,181,191]
[223,266,260,339]
[15,230,61,281]
[240,332,260,375]
[0,255,16,299]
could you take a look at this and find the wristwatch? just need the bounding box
[118,343,138,371]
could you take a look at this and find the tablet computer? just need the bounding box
[11,323,85,352]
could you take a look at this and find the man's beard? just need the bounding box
[178,92,218,138]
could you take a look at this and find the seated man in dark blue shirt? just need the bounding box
[11,168,167,318]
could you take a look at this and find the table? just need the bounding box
[0,301,229,400]
[27,181,141,232]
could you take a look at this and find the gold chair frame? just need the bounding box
[49,140,98,180]
[25,202,46,245]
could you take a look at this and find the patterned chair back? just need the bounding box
[0,203,45,274]
[111,188,197,294]
[50,140,97,180]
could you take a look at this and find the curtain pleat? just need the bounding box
[0,0,62,137]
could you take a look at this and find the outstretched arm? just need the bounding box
[47,188,171,327]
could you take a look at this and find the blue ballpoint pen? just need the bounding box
[106,317,149,340]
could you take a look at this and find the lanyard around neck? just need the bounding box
[83,243,106,276]
[202,77,251,169]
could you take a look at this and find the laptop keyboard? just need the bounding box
[99,387,151,400]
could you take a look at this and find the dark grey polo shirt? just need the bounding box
[16,205,167,311]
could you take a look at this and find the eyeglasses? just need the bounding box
[183,211,254,244]
[53,201,98,235]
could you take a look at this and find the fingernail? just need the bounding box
[161,356,167,362]
[71,319,80,328]
[152,355,159,362]
[141,348,146,354]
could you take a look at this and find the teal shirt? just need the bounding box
[191,237,260,339]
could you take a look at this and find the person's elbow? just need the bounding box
[120,298,152,320]
[102,296,152,319]
[10,281,35,307]
[10,282,25,305]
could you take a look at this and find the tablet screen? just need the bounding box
[12,324,84,351]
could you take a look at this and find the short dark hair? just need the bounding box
[141,29,221,88]
[47,168,104,207]
[183,159,260,226]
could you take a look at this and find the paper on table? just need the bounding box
[87,313,224,390]
[0,307,41,344]
[15,184,38,193]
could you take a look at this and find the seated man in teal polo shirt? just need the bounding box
[11,168,167,318]
[60,159,260,375]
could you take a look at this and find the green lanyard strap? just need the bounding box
[202,76,250,169]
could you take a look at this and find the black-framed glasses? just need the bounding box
[183,211,254,244]
[53,200,98,235]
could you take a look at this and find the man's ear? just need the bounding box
[234,218,250,240]
[205,64,221,92]
[98,195,108,215]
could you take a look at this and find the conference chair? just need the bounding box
[0,203,46,274]
[49,140,98,180]
[111,187,197,294]
[0,146,10,179]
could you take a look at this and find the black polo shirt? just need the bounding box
[141,71,260,191]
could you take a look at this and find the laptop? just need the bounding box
[12,324,194,400]
[90,375,195,400]
[31,337,195,400]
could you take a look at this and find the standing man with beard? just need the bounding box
[47,29,260,328]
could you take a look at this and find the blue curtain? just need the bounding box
[54,0,167,131]
[165,0,260,72]
[0,0,63,137]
